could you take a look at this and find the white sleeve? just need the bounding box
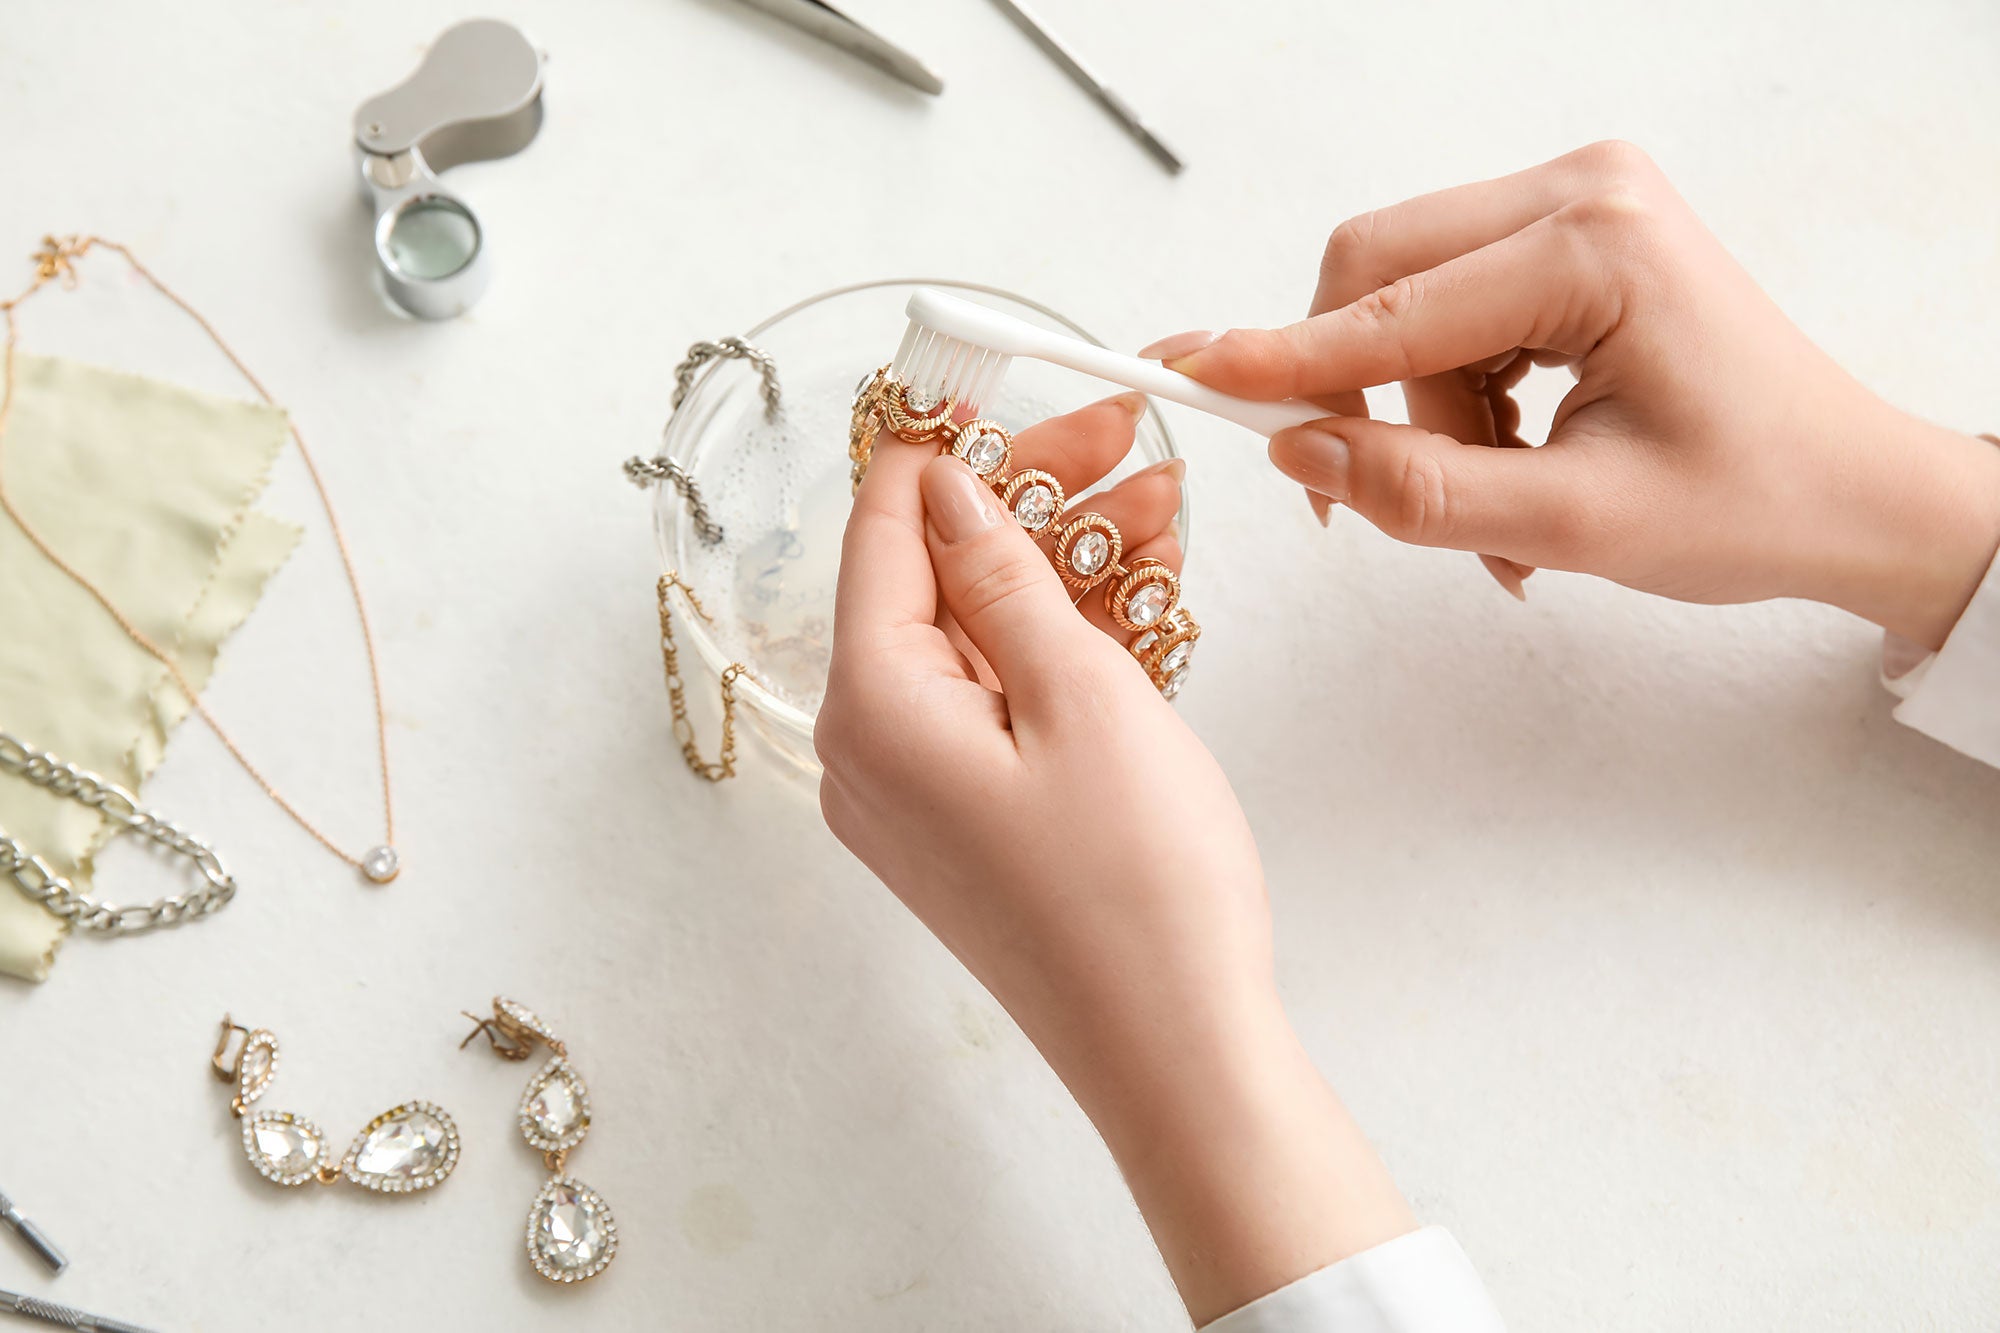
[1882,537,2000,769]
[1198,1227,1506,1333]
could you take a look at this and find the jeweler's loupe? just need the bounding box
[354,19,545,320]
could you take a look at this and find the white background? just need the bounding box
[3,1,1998,1329]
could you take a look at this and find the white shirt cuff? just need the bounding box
[1882,536,2000,769]
[1198,1227,1505,1333]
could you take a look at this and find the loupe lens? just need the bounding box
[381,196,480,281]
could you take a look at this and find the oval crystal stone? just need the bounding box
[903,385,942,413]
[1070,531,1110,576]
[1126,582,1170,628]
[1159,641,1194,675]
[959,430,1008,476]
[1013,483,1056,531]
[528,1178,620,1283]
[355,1110,446,1179]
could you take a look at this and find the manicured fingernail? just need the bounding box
[1479,554,1529,601]
[923,456,1004,544]
[1136,456,1187,484]
[1104,390,1150,419]
[1137,329,1220,361]
[1269,425,1351,500]
[1307,489,1333,527]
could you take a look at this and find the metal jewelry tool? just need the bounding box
[0,1290,158,1333]
[354,19,547,319]
[0,1189,64,1276]
[731,0,943,95]
[983,0,1181,173]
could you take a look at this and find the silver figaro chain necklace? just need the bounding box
[0,730,237,934]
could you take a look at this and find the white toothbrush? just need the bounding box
[894,289,1326,436]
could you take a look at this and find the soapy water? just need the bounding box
[672,361,1059,715]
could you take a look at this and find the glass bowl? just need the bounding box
[654,279,1184,776]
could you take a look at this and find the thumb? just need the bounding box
[920,455,1097,700]
[1269,417,1595,568]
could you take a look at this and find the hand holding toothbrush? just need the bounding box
[816,400,1418,1326]
[1146,140,2000,650]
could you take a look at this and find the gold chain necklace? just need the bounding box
[0,236,399,883]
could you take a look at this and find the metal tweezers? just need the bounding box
[731,0,944,94]
[0,1289,160,1333]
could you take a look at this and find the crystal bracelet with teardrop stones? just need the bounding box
[851,368,1200,699]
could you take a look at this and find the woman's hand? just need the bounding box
[816,399,1414,1323]
[1143,140,2000,649]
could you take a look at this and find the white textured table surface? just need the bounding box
[3,2,1998,1329]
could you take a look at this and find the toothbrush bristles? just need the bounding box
[890,321,920,382]
[890,317,1014,418]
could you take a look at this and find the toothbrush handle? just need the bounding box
[1041,338,1329,437]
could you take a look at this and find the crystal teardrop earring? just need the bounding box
[210,1017,459,1194]
[461,998,620,1284]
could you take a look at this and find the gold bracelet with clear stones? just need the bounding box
[851,372,1199,699]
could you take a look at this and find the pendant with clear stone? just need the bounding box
[518,1056,593,1153]
[339,1101,461,1194]
[527,1176,620,1283]
[360,845,400,883]
[243,1110,329,1186]
[236,1029,281,1107]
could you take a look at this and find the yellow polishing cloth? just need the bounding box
[0,354,299,981]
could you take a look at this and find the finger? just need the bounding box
[1008,392,1147,499]
[938,453,1183,666]
[1043,458,1184,637]
[834,436,936,643]
[921,455,1099,707]
[1478,553,1533,601]
[1063,460,1186,639]
[831,435,970,690]
[1160,207,1621,401]
[1050,458,1185,552]
[1404,367,1536,593]
[1268,416,1599,569]
[1309,143,1635,315]
[1074,531,1184,641]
